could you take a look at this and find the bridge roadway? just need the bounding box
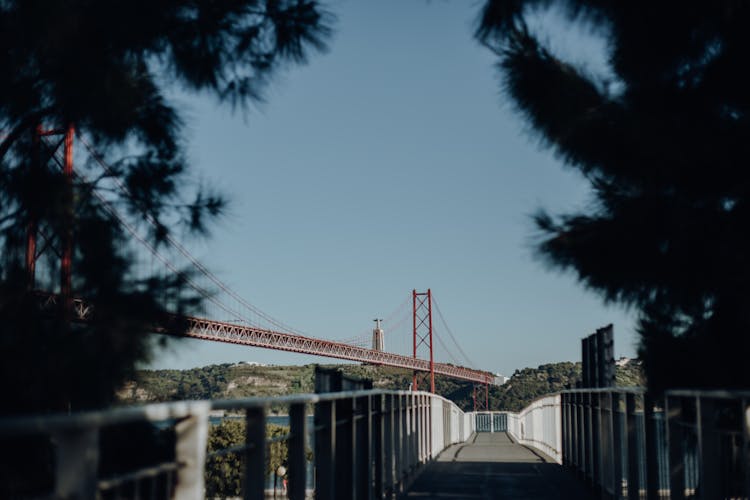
[405,433,594,500]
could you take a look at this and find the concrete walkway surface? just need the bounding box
[403,433,593,499]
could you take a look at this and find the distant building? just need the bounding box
[615,357,631,367]
[493,373,510,385]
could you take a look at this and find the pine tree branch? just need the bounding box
[0,108,53,163]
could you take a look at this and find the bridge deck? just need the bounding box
[405,433,594,499]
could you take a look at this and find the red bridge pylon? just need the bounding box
[25,124,75,312]
[473,383,490,412]
[412,289,435,393]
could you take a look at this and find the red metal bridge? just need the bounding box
[24,128,495,397]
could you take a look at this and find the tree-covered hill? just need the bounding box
[118,359,643,413]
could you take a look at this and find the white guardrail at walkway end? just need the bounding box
[467,394,563,465]
[0,390,474,499]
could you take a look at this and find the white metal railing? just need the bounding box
[468,401,561,463]
[470,411,509,433]
[562,388,750,499]
[506,394,562,463]
[476,388,750,499]
[0,390,473,499]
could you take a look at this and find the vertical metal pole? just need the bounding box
[576,392,589,479]
[592,392,601,493]
[626,393,640,500]
[374,394,384,499]
[485,383,489,411]
[572,393,579,470]
[335,397,355,500]
[402,394,410,480]
[355,395,372,500]
[644,393,660,500]
[611,392,623,500]
[411,394,420,465]
[61,124,74,311]
[667,396,686,500]
[405,394,413,474]
[697,396,720,499]
[245,407,266,500]
[427,289,435,393]
[394,395,402,491]
[384,394,395,496]
[417,395,424,462]
[315,400,336,500]
[412,290,418,392]
[584,392,592,483]
[289,403,307,500]
[742,398,750,500]
[53,428,100,499]
[561,393,568,465]
[422,395,429,461]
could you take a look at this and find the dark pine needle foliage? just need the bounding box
[476,1,750,392]
[0,0,333,415]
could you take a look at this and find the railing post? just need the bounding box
[577,392,585,477]
[593,392,602,493]
[385,394,395,496]
[611,392,623,500]
[289,403,307,500]
[244,407,266,500]
[666,395,685,500]
[626,392,641,500]
[315,399,336,500]
[53,428,100,499]
[561,393,568,466]
[406,393,417,476]
[420,396,424,457]
[743,397,750,500]
[335,397,355,500]
[374,394,385,499]
[569,393,575,467]
[583,392,592,483]
[697,396,720,499]
[394,394,403,490]
[401,394,409,481]
[354,395,372,500]
[423,396,428,459]
[412,394,419,468]
[644,393,660,500]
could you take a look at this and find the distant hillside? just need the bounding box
[117,363,415,413]
[117,359,644,413]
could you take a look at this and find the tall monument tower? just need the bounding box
[372,318,384,351]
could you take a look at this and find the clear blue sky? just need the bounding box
[149,0,638,374]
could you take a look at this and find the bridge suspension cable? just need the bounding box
[32,132,495,384]
[431,296,477,369]
[79,135,307,335]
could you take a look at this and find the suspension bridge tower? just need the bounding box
[412,289,435,393]
[25,124,76,310]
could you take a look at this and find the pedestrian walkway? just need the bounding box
[404,433,594,499]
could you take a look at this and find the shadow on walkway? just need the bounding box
[403,433,593,499]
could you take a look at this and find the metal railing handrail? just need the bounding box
[0,388,453,437]
[0,400,212,437]
[666,388,750,399]
[0,388,476,499]
[562,386,645,395]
